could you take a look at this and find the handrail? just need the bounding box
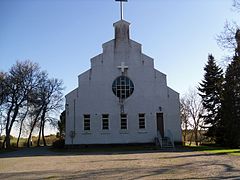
[157,130,162,147]
[167,129,175,148]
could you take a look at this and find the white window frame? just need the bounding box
[120,113,128,130]
[83,114,90,131]
[102,114,109,130]
[139,113,146,129]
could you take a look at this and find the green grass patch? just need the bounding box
[44,175,58,179]
[0,148,17,154]
[186,145,240,156]
[0,134,58,148]
[205,149,240,156]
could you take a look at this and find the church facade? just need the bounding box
[65,20,182,145]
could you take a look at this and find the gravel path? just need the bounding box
[0,147,240,179]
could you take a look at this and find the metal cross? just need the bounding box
[117,62,128,73]
[115,0,128,20]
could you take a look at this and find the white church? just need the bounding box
[65,2,182,147]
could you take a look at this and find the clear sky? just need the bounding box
[0,0,238,97]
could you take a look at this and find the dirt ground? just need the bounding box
[0,147,240,179]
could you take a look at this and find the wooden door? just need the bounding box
[156,113,164,137]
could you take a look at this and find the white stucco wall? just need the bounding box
[65,20,182,145]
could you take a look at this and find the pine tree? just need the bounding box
[198,54,224,143]
[221,29,240,148]
[57,110,66,139]
[222,56,240,148]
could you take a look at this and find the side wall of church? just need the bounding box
[166,87,182,142]
[65,88,78,145]
[65,37,182,145]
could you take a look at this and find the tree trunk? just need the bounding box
[2,138,6,149]
[199,127,203,145]
[6,105,20,149]
[27,109,42,147]
[27,131,32,147]
[183,122,188,146]
[40,106,47,146]
[27,121,37,148]
[27,122,37,148]
[16,119,24,148]
[189,131,194,146]
[5,129,10,148]
[183,130,187,146]
[42,120,46,146]
[17,110,28,148]
[194,128,199,146]
[5,112,18,149]
[4,103,14,149]
[37,121,42,146]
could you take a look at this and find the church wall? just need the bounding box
[65,88,78,145]
[78,70,90,88]
[66,40,160,144]
[68,113,157,144]
[65,20,182,145]
[165,87,182,142]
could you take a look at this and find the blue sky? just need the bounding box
[0,0,238,96]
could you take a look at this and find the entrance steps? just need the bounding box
[161,137,174,148]
[155,130,175,149]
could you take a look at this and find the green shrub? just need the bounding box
[52,139,65,148]
[11,142,17,148]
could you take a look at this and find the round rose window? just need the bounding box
[112,76,134,99]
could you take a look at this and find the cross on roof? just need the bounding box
[115,0,128,20]
[117,62,128,73]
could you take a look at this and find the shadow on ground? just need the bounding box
[0,161,239,180]
[1,146,240,180]
[0,146,195,158]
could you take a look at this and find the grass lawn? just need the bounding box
[186,145,240,156]
[0,148,17,155]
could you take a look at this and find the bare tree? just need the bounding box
[16,107,28,147]
[2,61,40,149]
[233,0,240,11]
[26,72,48,147]
[0,72,7,106]
[0,60,64,149]
[181,89,204,146]
[0,107,5,138]
[216,0,240,64]
[37,78,64,146]
[0,72,6,138]
[180,98,190,145]
[217,21,238,52]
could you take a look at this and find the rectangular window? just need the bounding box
[84,114,90,131]
[139,113,145,129]
[120,114,127,129]
[102,114,109,130]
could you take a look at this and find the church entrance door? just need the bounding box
[156,113,164,137]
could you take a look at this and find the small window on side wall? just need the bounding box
[102,114,109,130]
[120,114,127,129]
[139,113,145,129]
[84,114,90,131]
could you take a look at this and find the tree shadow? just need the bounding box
[0,146,192,158]
[0,161,239,180]
[1,145,239,179]
[157,152,226,160]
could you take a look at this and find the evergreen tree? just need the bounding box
[57,110,66,139]
[222,30,240,147]
[198,54,224,143]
